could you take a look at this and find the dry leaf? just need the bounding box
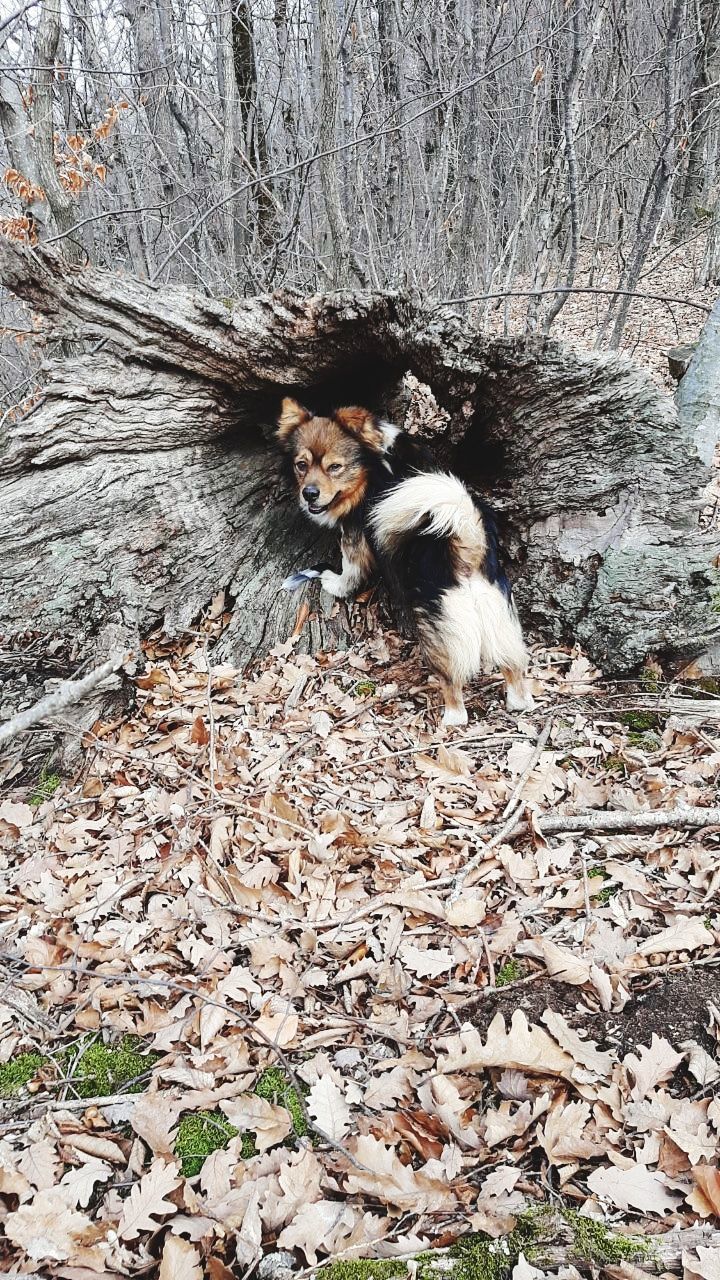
[0,799,34,831]
[624,1036,684,1101]
[159,1234,204,1280]
[439,1011,575,1079]
[683,1248,720,1280]
[541,1010,614,1079]
[637,917,714,956]
[586,1164,680,1214]
[530,938,592,985]
[688,1165,720,1218]
[60,1159,113,1208]
[399,942,454,978]
[307,1072,352,1141]
[130,1092,182,1156]
[118,1158,181,1240]
[344,1135,456,1210]
[278,1200,358,1266]
[220,1094,293,1152]
[538,1100,600,1163]
[5,1188,93,1263]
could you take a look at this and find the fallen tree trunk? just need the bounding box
[0,242,718,740]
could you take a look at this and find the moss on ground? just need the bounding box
[174,1067,309,1177]
[29,764,61,806]
[620,711,661,734]
[174,1110,247,1177]
[495,959,524,987]
[255,1065,308,1137]
[690,676,720,695]
[323,1263,407,1280]
[561,1210,654,1265]
[453,1212,546,1280]
[322,1209,654,1279]
[640,666,663,694]
[603,753,626,774]
[0,1051,46,1097]
[353,679,377,697]
[67,1036,160,1098]
[587,866,618,904]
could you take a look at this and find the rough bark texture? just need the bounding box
[0,241,717,738]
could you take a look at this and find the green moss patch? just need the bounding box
[562,1210,654,1265]
[174,1068,308,1177]
[587,866,618,904]
[255,1065,308,1137]
[603,753,626,775]
[620,711,661,734]
[0,1051,46,1097]
[29,764,62,806]
[353,679,377,697]
[319,1209,654,1280]
[175,1110,247,1177]
[495,959,524,987]
[323,1263,407,1280]
[67,1036,160,1098]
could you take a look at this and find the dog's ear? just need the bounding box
[334,406,384,451]
[277,397,311,446]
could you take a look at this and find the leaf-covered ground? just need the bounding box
[0,617,719,1277]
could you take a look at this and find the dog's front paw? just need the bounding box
[320,570,348,598]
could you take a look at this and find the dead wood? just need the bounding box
[0,242,718,749]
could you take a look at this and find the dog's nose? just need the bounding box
[302,485,320,502]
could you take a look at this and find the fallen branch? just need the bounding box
[0,654,127,748]
[532,804,720,836]
[309,1214,720,1277]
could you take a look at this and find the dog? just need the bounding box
[276,398,534,726]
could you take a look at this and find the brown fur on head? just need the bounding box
[276,398,384,525]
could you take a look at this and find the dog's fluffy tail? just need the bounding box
[369,472,486,565]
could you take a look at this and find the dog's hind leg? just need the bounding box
[453,574,534,714]
[416,610,473,727]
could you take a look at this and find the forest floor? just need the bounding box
[483,238,717,390]
[0,624,719,1277]
[0,270,719,1277]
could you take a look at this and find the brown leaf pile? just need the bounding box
[0,624,719,1275]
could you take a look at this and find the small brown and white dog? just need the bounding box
[277,398,534,726]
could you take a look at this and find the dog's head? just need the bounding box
[276,399,386,525]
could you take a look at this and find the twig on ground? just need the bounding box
[1,956,373,1172]
[0,654,128,748]
[447,716,553,902]
[526,804,720,836]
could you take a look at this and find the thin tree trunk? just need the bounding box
[315,0,363,286]
[31,0,83,262]
[603,0,685,348]
[676,0,720,238]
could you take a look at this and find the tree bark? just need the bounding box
[30,0,83,262]
[372,1217,720,1276]
[0,242,717,739]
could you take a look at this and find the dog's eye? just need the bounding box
[295,460,308,474]
[326,463,343,475]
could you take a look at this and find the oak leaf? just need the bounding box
[586,1163,680,1214]
[438,1010,575,1079]
[159,1234,204,1280]
[5,1187,93,1262]
[307,1072,352,1141]
[118,1158,181,1240]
